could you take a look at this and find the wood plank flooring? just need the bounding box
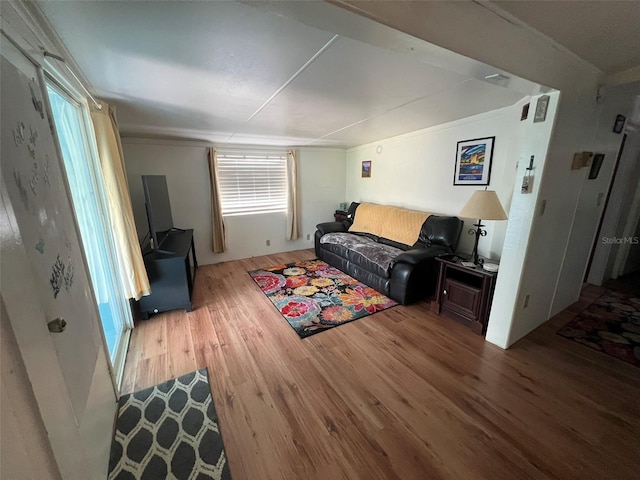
[122,249,640,479]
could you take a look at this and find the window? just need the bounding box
[217,150,287,215]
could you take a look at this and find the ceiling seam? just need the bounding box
[304,78,474,146]
[478,1,603,76]
[225,34,339,143]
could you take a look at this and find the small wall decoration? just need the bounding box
[361,160,372,178]
[35,237,45,254]
[12,170,30,212]
[534,95,550,123]
[571,151,593,170]
[613,114,626,134]
[521,155,535,194]
[49,254,74,298]
[453,136,495,186]
[29,81,45,119]
[521,173,533,194]
[521,103,530,121]
[589,154,605,179]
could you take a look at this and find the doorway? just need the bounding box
[46,82,133,383]
[586,127,640,284]
[1,38,116,477]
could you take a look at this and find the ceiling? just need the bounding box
[493,1,640,76]
[34,1,637,148]
[34,0,536,148]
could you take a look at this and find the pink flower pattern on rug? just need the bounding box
[249,259,397,338]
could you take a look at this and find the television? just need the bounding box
[142,175,174,250]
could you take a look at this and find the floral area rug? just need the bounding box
[557,289,640,367]
[248,259,397,338]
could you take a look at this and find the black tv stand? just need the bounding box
[143,247,174,256]
[138,229,197,319]
[143,228,188,255]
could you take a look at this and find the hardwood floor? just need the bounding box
[122,249,640,479]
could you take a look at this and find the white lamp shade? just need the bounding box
[459,190,508,220]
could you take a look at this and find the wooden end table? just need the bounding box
[430,255,498,335]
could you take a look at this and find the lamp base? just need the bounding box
[469,220,487,265]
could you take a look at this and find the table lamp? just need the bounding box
[459,189,508,265]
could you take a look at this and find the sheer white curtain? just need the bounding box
[286,149,300,241]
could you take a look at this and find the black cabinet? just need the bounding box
[334,210,349,222]
[138,229,197,319]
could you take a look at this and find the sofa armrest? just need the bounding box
[418,215,464,250]
[316,221,347,236]
[390,247,449,304]
[394,245,450,265]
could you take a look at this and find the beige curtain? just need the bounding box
[286,149,300,241]
[207,148,226,252]
[90,102,150,300]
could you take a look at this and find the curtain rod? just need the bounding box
[42,50,102,110]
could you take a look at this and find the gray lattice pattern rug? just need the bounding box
[108,368,231,479]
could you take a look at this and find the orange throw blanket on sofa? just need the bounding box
[348,203,431,247]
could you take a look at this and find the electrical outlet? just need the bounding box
[266,239,270,246]
[523,294,530,309]
[306,233,310,241]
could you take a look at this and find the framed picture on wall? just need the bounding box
[533,95,550,123]
[588,153,605,179]
[613,114,626,134]
[453,136,495,186]
[362,160,372,178]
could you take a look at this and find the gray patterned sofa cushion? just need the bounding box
[320,232,403,277]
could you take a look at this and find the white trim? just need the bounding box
[113,328,131,390]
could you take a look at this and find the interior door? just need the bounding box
[1,39,116,478]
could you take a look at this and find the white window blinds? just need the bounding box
[217,150,287,215]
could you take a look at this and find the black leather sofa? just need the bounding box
[315,203,463,305]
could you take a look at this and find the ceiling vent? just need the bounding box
[484,73,511,83]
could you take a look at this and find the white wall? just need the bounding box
[122,139,346,264]
[336,0,635,348]
[486,92,559,347]
[345,103,526,259]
